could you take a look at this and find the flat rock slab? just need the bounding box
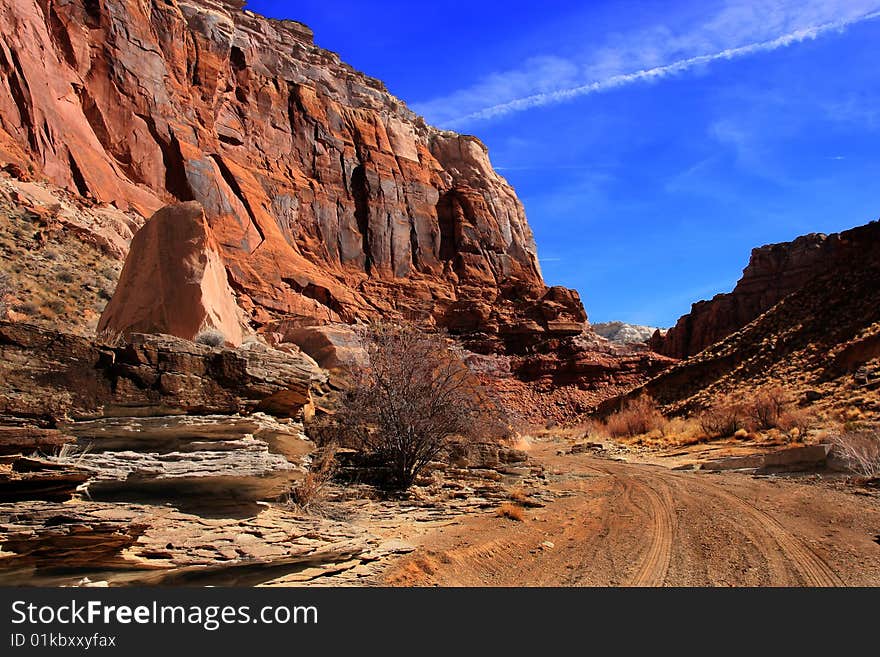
[0,501,377,586]
[701,444,833,473]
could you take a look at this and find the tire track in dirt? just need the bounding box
[707,486,844,587]
[379,448,865,587]
[622,477,674,586]
[587,464,675,587]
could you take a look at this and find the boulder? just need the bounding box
[98,202,245,345]
[281,324,367,372]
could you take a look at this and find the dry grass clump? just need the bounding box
[508,488,529,504]
[195,328,226,347]
[496,502,525,521]
[95,328,126,347]
[663,416,704,446]
[603,395,667,438]
[288,445,338,515]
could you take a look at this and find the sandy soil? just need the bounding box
[379,436,880,586]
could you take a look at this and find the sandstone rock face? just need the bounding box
[650,231,850,359]
[98,202,245,345]
[0,0,555,338]
[629,221,880,415]
[278,324,367,373]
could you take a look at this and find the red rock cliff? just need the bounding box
[650,228,873,359]
[0,0,583,339]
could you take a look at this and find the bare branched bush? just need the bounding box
[328,322,509,489]
[747,386,791,430]
[603,395,666,438]
[195,328,226,347]
[829,430,880,479]
[776,407,816,437]
[288,445,338,514]
[699,395,746,438]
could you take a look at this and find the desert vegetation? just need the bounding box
[598,386,818,446]
[195,328,226,347]
[311,322,510,490]
[0,270,10,318]
[287,445,339,515]
[829,429,880,479]
[603,395,667,438]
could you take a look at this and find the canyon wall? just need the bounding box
[0,0,587,343]
[634,220,880,413]
[650,230,856,359]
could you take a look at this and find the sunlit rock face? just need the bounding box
[0,0,571,340]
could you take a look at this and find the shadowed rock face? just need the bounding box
[0,0,567,338]
[650,229,863,359]
[627,221,880,414]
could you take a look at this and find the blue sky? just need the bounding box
[247,0,880,327]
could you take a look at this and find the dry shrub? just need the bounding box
[496,502,524,521]
[326,322,511,489]
[776,407,816,437]
[604,395,666,438]
[288,445,338,514]
[698,395,746,438]
[700,387,818,439]
[747,386,791,430]
[829,430,880,478]
[195,328,226,347]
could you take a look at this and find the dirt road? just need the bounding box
[382,439,880,586]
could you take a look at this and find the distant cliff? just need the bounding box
[649,229,862,359]
[593,322,659,345]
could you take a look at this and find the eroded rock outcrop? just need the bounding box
[0,501,377,585]
[632,221,880,415]
[0,0,558,339]
[650,231,854,359]
[98,201,245,345]
[0,321,329,517]
[0,321,327,421]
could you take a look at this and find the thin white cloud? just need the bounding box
[414,2,880,129]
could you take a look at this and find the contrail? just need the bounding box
[447,10,880,127]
